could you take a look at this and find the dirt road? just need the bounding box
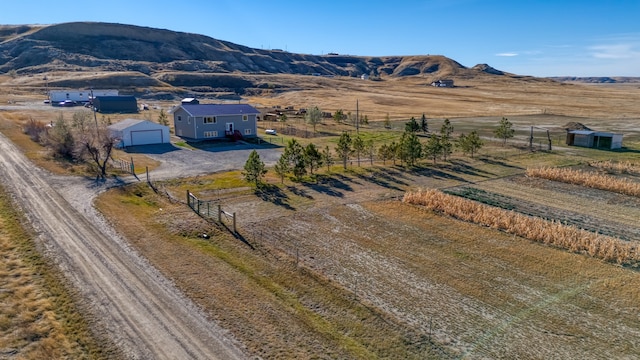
[0,132,247,359]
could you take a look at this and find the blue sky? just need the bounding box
[3,0,640,77]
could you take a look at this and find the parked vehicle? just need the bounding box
[58,100,76,107]
[265,129,277,135]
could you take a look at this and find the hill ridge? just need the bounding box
[0,21,499,78]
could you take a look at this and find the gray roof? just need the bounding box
[568,130,595,135]
[180,104,259,117]
[568,130,622,136]
[107,118,148,131]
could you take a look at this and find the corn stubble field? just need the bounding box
[4,73,640,358]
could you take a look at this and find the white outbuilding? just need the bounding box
[108,119,170,147]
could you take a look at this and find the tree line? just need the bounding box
[244,116,516,186]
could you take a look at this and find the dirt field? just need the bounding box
[95,157,640,359]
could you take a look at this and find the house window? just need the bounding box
[204,116,217,124]
[204,131,218,138]
[244,129,252,135]
[177,115,182,122]
[243,115,248,121]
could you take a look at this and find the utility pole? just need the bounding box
[356,99,359,135]
[91,88,99,135]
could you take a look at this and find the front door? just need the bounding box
[226,123,233,133]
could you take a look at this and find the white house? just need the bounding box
[108,119,170,147]
[49,89,119,103]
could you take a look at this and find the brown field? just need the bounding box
[3,73,640,358]
[0,185,112,359]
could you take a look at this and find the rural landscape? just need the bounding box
[1,22,640,359]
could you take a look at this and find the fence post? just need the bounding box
[146,166,149,183]
[218,204,222,223]
[130,157,135,174]
[233,212,236,233]
[186,190,190,208]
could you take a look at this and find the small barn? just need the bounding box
[566,130,623,150]
[108,119,170,147]
[94,96,138,113]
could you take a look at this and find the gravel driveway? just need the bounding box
[126,141,282,180]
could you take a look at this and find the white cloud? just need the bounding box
[588,33,640,60]
[589,43,638,59]
[496,52,518,57]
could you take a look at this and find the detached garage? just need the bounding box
[108,119,170,147]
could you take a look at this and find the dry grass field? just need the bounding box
[3,72,640,358]
[0,185,112,359]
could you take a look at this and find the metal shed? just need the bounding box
[108,119,170,147]
[566,130,623,150]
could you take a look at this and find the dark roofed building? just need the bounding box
[94,95,138,113]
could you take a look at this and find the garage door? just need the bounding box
[130,130,163,146]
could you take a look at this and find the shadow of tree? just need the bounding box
[303,181,345,197]
[440,159,497,178]
[477,156,525,170]
[287,185,314,199]
[353,171,404,192]
[408,165,471,183]
[254,184,295,210]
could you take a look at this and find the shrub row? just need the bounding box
[526,167,640,197]
[403,189,640,266]
[589,160,640,175]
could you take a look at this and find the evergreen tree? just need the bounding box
[352,135,365,167]
[399,131,422,166]
[494,117,515,146]
[243,150,267,186]
[389,141,399,165]
[377,144,390,165]
[322,145,334,172]
[304,143,323,175]
[457,131,484,158]
[283,138,306,179]
[274,154,289,183]
[420,113,428,133]
[423,134,442,164]
[405,117,420,132]
[440,119,454,161]
[335,132,353,169]
[157,109,169,126]
[366,139,374,166]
